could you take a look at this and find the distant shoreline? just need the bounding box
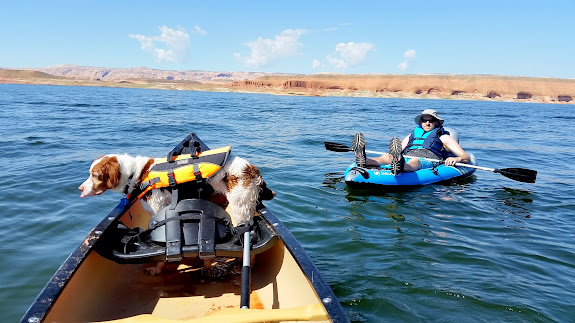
[1,67,574,105]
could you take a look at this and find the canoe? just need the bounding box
[22,133,348,323]
[345,128,477,188]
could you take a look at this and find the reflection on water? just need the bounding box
[322,172,344,190]
[499,187,534,217]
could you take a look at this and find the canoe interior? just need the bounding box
[43,200,330,322]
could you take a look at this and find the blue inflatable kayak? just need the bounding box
[344,154,477,188]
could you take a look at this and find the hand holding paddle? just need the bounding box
[324,141,537,183]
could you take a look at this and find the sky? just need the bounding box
[1,0,573,78]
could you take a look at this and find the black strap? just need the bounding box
[121,207,219,260]
[164,198,184,261]
[199,215,215,258]
[140,177,161,191]
[148,211,202,231]
[167,170,176,186]
[123,174,134,195]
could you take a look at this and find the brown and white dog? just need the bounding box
[78,153,275,274]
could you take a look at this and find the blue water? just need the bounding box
[1,84,574,322]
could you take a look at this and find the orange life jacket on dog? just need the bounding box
[136,146,231,199]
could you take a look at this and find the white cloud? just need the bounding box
[129,26,190,63]
[193,25,207,35]
[235,29,306,68]
[398,49,416,72]
[326,42,374,69]
[312,59,321,69]
[326,56,347,69]
[398,61,409,71]
[324,23,352,32]
[403,49,416,59]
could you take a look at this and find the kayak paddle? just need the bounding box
[324,141,537,183]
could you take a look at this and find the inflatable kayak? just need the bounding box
[326,128,536,186]
[344,128,477,188]
[22,133,348,323]
[344,153,477,188]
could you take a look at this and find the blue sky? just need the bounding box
[1,0,573,78]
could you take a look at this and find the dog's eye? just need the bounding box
[92,173,102,179]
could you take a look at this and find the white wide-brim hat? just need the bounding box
[414,109,444,125]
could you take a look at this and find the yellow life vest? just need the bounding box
[137,146,231,199]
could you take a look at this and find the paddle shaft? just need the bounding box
[363,149,494,172]
[240,230,251,309]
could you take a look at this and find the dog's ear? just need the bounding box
[94,156,121,189]
[242,164,263,187]
[104,157,121,189]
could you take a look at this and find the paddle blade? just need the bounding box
[495,168,537,183]
[324,141,353,152]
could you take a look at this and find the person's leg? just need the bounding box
[403,158,421,172]
[402,150,440,172]
[352,133,367,167]
[367,154,392,166]
[354,133,396,167]
[389,138,405,175]
[354,134,419,171]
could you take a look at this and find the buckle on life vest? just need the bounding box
[167,170,177,186]
[193,164,202,182]
[140,177,161,191]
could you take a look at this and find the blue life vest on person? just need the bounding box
[405,126,450,158]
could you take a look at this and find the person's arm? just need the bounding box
[440,134,471,165]
[401,135,410,151]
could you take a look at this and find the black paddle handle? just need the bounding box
[240,265,251,308]
[240,230,251,309]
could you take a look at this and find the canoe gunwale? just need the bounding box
[21,200,129,323]
[258,206,349,322]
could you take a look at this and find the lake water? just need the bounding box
[1,84,574,322]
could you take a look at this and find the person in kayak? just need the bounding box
[352,109,471,175]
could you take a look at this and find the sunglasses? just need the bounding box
[421,118,436,123]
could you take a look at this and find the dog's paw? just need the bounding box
[202,267,216,278]
[145,267,161,275]
[145,262,165,275]
[232,277,242,286]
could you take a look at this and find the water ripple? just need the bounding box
[1,84,574,322]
